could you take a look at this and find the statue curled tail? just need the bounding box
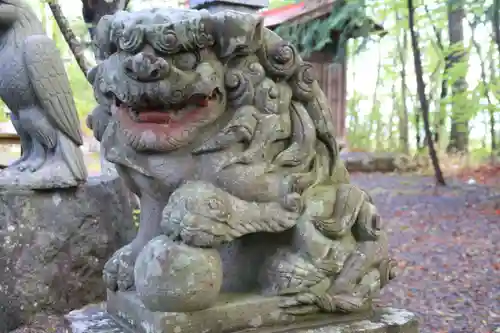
[57,133,88,182]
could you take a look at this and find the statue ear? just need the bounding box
[94,14,115,60]
[211,12,265,58]
[251,15,265,46]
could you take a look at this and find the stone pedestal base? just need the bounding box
[65,293,419,333]
[0,175,136,332]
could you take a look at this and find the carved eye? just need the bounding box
[207,197,229,221]
[208,197,223,210]
[234,45,248,54]
[173,52,199,71]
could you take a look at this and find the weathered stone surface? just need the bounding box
[134,235,223,312]
[0,175,136,332]
[8,313,70,333]
[66,304,121,333]
[65,302,419,333]
[340,152,417,173]
[107,291,373,333]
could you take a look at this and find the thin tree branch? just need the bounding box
[408,0,446,185]
[47,0,93,78]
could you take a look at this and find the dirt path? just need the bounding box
[351,173,500,333]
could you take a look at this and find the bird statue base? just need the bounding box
[0,158,80,189]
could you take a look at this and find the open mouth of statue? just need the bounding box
[111,87,224,152]
[113,89,220,125]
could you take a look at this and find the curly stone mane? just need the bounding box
[192,13,350,211]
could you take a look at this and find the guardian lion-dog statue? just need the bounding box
[86,8,397,326]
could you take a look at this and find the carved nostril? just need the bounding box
[123,57,135,74]
[123,52,169,82]
[150,68,160,78]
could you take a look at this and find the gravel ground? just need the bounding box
[351,173,500,333]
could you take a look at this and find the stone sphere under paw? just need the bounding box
[134,235,223,312]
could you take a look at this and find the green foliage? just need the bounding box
[67,61,96,122]
[0,101,8,122]
[268,0,296,9]
[274,0,377,61]
[133,209,140,228]
[341,0,499,156]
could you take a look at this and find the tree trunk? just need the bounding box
[372,45,383,151]
[82,0,130,40]
[407,0,446,185]
[47,1,93,76]
[424,5,448,147]
[468,18,496,152]
[436,59,448,147]
[493,0,500,60]
[396,11,410,155]
[347,61,359,144]
[446,0,469,153]
[415,107,421,150]
[490,53,499,154]
[82,0,129,60]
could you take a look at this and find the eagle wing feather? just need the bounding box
[23,34,83,146]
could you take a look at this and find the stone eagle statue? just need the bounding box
[0,0,87,189]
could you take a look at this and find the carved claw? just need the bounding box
[262,251,327,295]
[103,244,140,291]
[260,202,299,231]
[27,157,46,172]
[279,291,367,315]
[17,162,28,172]
[16,158,45,173]
[278,295,320,315]
[379,258,398,287]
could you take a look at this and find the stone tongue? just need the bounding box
[137,111,173,123]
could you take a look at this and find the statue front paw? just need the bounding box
[162,182,236,247]
[161,181,299,247]
[164,209,236,247]
[103,243,140,291]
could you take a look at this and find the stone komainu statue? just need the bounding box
[87,8,397,316]
[0,0,87,189]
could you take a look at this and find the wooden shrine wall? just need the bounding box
[306,51,347,142]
